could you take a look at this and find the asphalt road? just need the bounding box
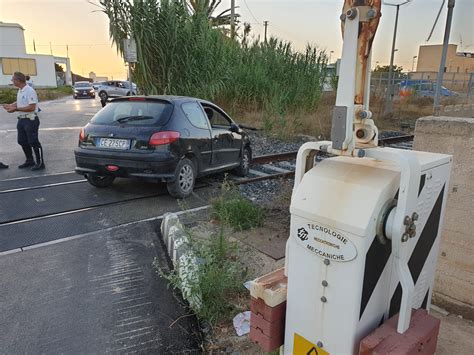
[0,96,205,352]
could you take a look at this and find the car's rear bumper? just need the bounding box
[74,148,177,181]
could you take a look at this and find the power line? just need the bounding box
[242,0,259,24]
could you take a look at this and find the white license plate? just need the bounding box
[98,138,130,149]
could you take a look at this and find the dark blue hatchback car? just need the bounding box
[75,96,251,198]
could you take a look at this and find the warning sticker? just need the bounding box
[294,333,329,355]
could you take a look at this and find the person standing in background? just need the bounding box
[2,71,45,171]
[25,75,34,88]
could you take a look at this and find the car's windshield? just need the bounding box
[75,82,91,88]
[91,100,173,126]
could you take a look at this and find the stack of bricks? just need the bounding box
[359,309,441,355]
[249,267,288,352]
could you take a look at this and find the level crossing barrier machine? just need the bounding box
[282,0,452,353]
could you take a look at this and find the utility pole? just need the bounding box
[384,1,411,115]
[230,0,235,39]
[434,0,455,116]
[411,55,417,72]
[264,20,269,43]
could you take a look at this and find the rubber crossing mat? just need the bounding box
[0,179,163,224]
[0,172,80,193]
[0,190,210,252]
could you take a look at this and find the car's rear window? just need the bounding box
[91,101,173,126]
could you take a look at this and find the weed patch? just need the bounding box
[157,182,265,326]
[0,87,73,104]
[211,181,264,231]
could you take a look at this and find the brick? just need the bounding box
[250,267,287,307]
[250,325,284,352]
[250,296,286,322]
[250,311,285,338]
[359,309,440,355]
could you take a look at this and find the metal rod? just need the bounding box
[385,4,400,115]
[230,0,235,39]
[128,64,133,96]
[434,0,455,115]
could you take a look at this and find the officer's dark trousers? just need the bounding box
[17,116,43,164]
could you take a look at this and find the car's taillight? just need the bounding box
[79,128,86,142]
[128,97,145,101]
[149,131,180,146]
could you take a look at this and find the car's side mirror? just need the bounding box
[230,123,239,133]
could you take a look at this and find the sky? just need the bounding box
[1,0,473,79]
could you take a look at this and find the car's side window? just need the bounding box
[182,102,209,130]
[202,105,230,128]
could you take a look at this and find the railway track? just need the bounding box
[234,133,415,184]
[0,133,414,252]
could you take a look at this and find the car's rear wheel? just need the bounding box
[167,158,196,199]
[86,173,115,188]
[99,91,108,101]
[234,146,251,177]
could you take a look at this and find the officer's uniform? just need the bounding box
[16,84,45,170]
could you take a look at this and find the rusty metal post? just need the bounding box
[434,0,455,115]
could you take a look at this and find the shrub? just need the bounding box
[0,88,17,104]
[211,180,264,231]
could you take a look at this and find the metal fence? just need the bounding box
[370,71,474,97]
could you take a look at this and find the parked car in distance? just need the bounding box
[73,81,95,99]
[96,80,138,101]
[92,81,107,91]
[74,96,251,198]
[398,80,456,98]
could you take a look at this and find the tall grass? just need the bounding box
[99,0,328,121]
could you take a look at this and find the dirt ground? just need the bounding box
[187,208,473,354]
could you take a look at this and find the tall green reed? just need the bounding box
[99,0,328,122]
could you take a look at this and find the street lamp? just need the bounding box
[412,55,417,72]
[384,0,413,115]
[329,50,334,64]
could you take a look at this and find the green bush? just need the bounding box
[157,225,244,325]
[189,229,244,325]
[0,88,17,104]
[211,181,264,231]
[0,87,73,104]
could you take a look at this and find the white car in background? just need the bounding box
[96,80,138,101]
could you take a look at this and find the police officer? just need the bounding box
[2,71,45,171]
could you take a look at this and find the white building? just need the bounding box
[0,22,72,87]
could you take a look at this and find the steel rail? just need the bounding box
[249,134,414,166]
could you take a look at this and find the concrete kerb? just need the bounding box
[161,212,203,311]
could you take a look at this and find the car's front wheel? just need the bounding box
[234,146,251,177]
[86,173,115,188]
[167,158,196,199]
[99,91,108,101]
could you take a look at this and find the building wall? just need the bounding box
[0,22,71,87]
[417,44,474,74]
[0,23,27,57]
[1,54,59,87]
[414,116,474,319]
